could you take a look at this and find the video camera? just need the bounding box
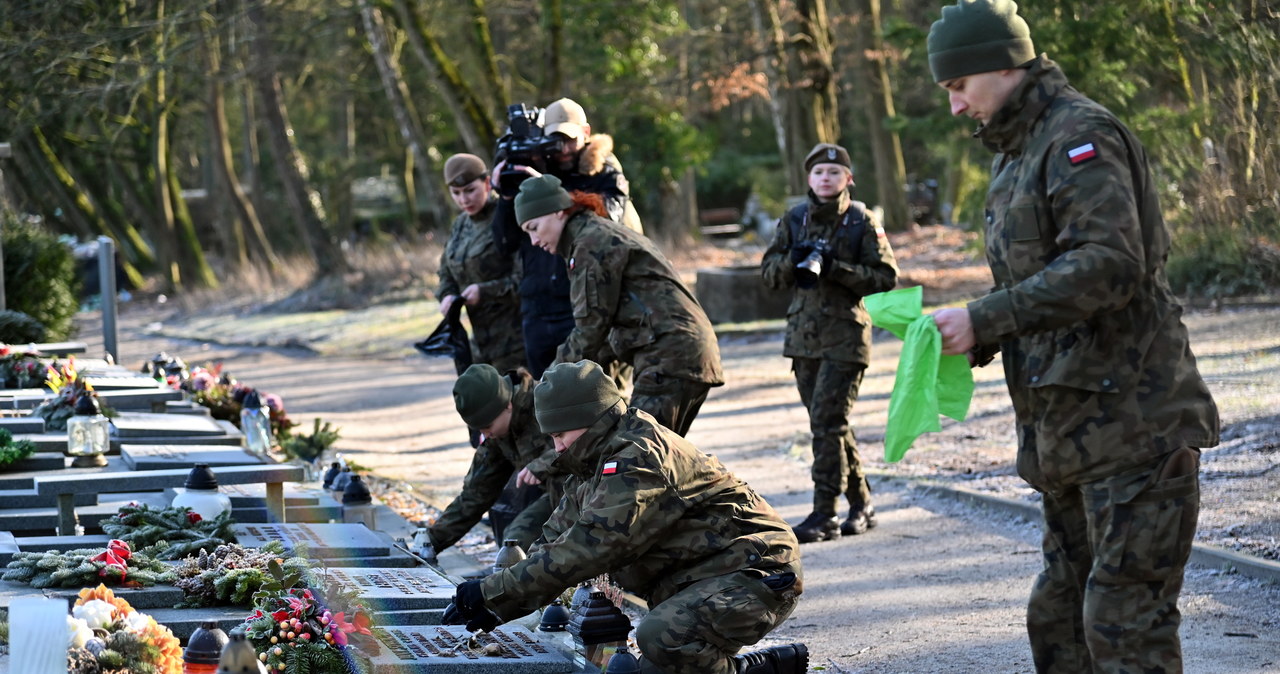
[493,103,561,197]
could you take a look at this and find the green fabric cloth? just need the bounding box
[865,286,974,462]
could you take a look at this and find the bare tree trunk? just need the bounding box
[852,0,909,230]
[391,0,497,156]
[794,0,841,144]
[750,0,803,195]
[468,0,506,109]
[246,0,346,273]
[540,0,564,99]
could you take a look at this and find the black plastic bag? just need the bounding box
[414,300,473,375]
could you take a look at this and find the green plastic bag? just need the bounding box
[864,286,974,462]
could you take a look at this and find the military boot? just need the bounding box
[793,512,840,543]
[841,505,877,536]
[735,642,809,674]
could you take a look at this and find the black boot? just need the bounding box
[841,504,877,536]
[793,512,840,543]
[735,642,809,674]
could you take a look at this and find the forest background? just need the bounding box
[1,0,1277,313]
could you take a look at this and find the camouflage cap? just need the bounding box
[453,364,512,428]
[804,143,852,173]
[544,98,589,140]
[514,174,574,224]
[444,153,487,187]
[534,360,625,434]
[927,0,1035,83]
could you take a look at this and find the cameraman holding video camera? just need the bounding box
[490,98,640,378]
[760,143,899,545]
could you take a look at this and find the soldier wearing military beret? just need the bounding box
[761,142,899,544]
[926,1,1220,671]
[445,361,808,674]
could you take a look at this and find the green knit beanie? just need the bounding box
[453,364,513,428]
[534,360,625,434]
[514,174,574,225]
[927,0,1036,83]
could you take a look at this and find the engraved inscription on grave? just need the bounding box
[325,567,453,609]
[233,523,390,558]
[365,625,574,673]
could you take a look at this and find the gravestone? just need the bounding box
[111,412,229,437]
[363,625,579,674]
[0,417,43,434]
[82,376,173,391]
[0,579,184,611]
[325,566,454,610]
[121,444,261,470]
[232,523,390,559]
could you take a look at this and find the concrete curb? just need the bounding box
[882,474,1280,584]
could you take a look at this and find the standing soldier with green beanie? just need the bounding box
[761,142,899,543]
[421,363,564,557]
[436,153,525,373]
[513,174,724,437]
[443,360,808,674]
[925,2,1219,672]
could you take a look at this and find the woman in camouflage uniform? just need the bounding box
[760,143,899,544]
[511,174,724,437]
[436,153,525,372]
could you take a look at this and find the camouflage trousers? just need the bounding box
[1029,447,1200,674]
[635,566,802,674]
[793,358,870,516]
[630,370,712,438]
[496,491,554,552]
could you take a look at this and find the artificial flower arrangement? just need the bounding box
[237,559,376,673]
[174,362,297,440]
[32,369,114,432]
[3,539,175,588]
[66,584,183,674]
[0,344,49,388]
[172,541,313,608]
[101,502,237,560]
[0,427,36,470]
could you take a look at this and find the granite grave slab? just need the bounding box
[363,625,580,674]
[0,578,183,611]
[121,444,262,470]
[232,523,390,559]
[324,566,455,610]
[81,376,173,391]
[111,412,229,437]
[0,417,43,434]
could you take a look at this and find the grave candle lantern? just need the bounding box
[341,473,376,529]
[65,394,110,467]
[566,590,633,669]
[172,463,233,520]
[183,620,229,674]
[492,538,526,575]
[239,390,273,458]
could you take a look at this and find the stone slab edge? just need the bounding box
[871,472,1280,584]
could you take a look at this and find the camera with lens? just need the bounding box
[793,238,831,289]
[494,103,559,197]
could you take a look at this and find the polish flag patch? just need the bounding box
[601,461,619,476]
[1068,143,1097,165]
[569,257,576,271]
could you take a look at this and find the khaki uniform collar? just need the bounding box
[977,55,1068,155]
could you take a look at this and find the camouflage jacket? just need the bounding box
[552,212,724,386]
[436,195,526,370]
[761,190,899,365]
[480,403,801,619]
[968,56,1219,493]
[428,370,563,551]
[557,133,643,233]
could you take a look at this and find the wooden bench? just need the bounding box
[34,463,305,534]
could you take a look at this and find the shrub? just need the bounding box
[1,214,80,340]
[0,309,45,343]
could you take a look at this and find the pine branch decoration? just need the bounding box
[101,502,235,559]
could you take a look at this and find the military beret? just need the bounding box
[534,360,625,434]
[804,143,853,173]
[453,364,513,428]
[927,0,1036,83]
[514,174,574,225]
[444,153,488,187]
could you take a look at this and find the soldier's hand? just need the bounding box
[450,580,503,632]
[932,308,977,355]
[461,284,482,305]
[516,467,542,487]
[440,295,457,316]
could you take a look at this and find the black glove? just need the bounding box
[789,241,814,265]
[447,580,503,632]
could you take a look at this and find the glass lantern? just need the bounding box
[341,474,376,529]
[171,463,233,520]
[240,390,274,458]
[65,395,110,467]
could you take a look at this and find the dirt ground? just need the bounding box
[80,226,1280,672]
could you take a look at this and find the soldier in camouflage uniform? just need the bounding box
[437,154,526,373]
[421,364,564,556]
[444,361,808,674]
[926,2,1220,672]
[761,143,899,543]
[513,174,724,437]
